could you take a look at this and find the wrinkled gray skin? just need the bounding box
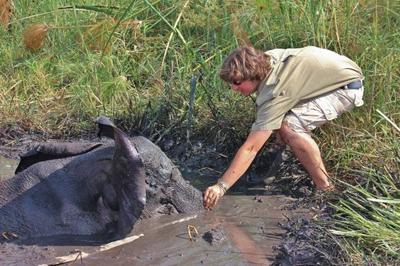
[0,117,202,242]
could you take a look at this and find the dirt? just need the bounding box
[0,135,337,265]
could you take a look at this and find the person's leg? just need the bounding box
[277,86,363,190]
[279,122,332,190]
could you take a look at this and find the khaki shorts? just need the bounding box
[283,87,364,135]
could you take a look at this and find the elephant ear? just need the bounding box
[96,116,147,237]
[15,142,102,174]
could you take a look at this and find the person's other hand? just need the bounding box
[203,183,226,210]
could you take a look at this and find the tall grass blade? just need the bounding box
[100,0,135,58]
[367,198,400,204]
[143,0,186,45]
[377,109,400,133]
[160,0,189,71]
[58,5,119,16]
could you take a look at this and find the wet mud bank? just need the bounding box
[164,141,339,265]
[0,136,337,265]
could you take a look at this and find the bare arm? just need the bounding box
[204,130,272,209]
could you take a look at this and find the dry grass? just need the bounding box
[120,19,142,29]
[77,19,115,53]
[21,18,142,53]
[75,19,142,53]
[23,23,49,51]
[230,16,251,46]
[0,0,11,30]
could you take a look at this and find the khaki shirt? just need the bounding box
[252,46,364,131]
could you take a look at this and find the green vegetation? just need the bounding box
[331,168,400,264]
[0,0,399,264]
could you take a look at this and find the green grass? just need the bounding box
[330,164,400,264]
[0,0,399,264]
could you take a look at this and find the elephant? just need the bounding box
[0,117,203,243]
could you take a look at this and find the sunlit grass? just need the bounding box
[0,0,399,263]
[330,163,400,264]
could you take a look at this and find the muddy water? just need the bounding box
[0,148,311,265]
[1,194,307,266]
[0,155,18,181]
[77,195,304,266]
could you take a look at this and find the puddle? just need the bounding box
[1,194,308,266]
[0,155,18,181]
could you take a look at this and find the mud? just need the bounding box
[0,136,335,265]
[0,194,308,266]
[0,155,17,181]
[202,225,226,246]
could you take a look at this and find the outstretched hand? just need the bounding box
[203,183,226,210]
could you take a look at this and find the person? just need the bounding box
[203,46,364,209]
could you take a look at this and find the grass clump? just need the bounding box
[330,163,400,264]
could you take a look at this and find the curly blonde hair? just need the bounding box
[219,46,271,84]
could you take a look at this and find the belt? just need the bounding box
[343,80,363,90]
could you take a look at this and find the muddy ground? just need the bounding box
[0,133,340,265]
